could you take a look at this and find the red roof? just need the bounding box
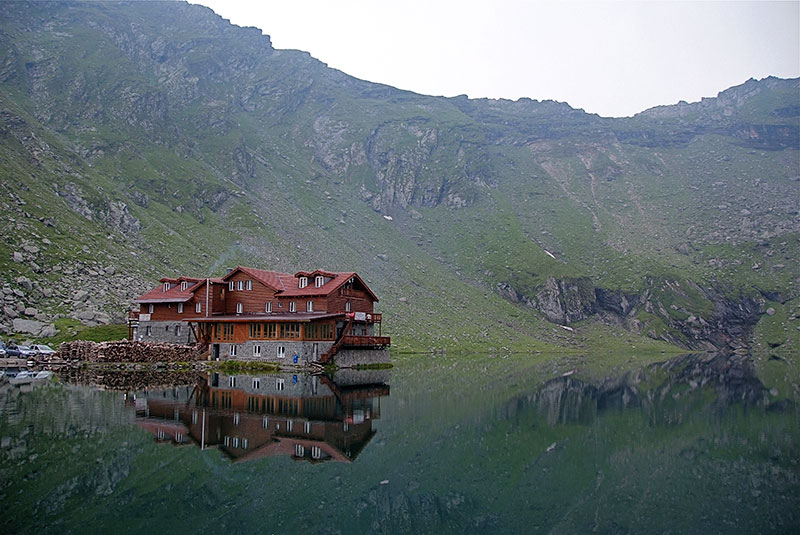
[134,277,225,303]
[222,266,379,301]
[223,266,288,291]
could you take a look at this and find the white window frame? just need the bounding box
[175,324,181,336]
[286,419,294,432]
[315,276,324,288]
[277,346,286,359]
[276,378,285,390]
[311,446,322,459]
[148,304,154,314]
[253,345,261,357]
[228,281,235,291]
[236,302,243,314]
[163,282,170,292]
[195,302,201,313]
[306,300,314,312]
[229,376,236,387]
[294,444,304,457]
[246,280,252,290]
[345,300,351,312]
[289,301,296,313]
[181,281,188,291]
[224,436,230,447]
[237,280,244,291]
[230,345,238,357]
[233,437,239,448]
[145,325,152,336]
[262,416,269,428]
[265,302,272,313]
[253,378,260,389]
[177,303,183,314]
[304,421,312,434]
[298,276,308,289]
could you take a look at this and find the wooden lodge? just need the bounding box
[131,266,390,365]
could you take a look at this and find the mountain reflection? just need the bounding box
[505,353,789,426]
[125,370,390,463]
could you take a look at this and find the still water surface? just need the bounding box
[1,353,798,534]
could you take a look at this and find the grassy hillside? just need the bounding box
[0,1,798,354]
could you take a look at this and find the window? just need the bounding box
[277,346,286,359]
[288,301,296,313]
[276,378,285,390]
[224,436,230,447]
[304,421,312,434]
[181,281,188,291]
[236,302,243,314]
[286,419,294,432]
[279,323,300,339]
[177,303,183,314]
[233,437,239,448]
[192,410,198,425]
[242,438,248,450]
[345,300,351,312]
[294,444,304,457]
[253,378,260,389]
[311,446,322,459]
[237,280,244,291]
[233,412,240,425]
[195,302,201,313]
[230,345,238,357]
[216,323,234,341]
[148,304,154,314]
[165,325,170,333]
[265,302,272,313]
[306,300,314,312]
[163,282,170,292]
[246,280,252,290]
[265,323,277,338]
[262,416,269,429]
[298,276,308,289]
[229,281,235,291]
[229,376,236,387]
[145,325,152,336]
[315,275,324,288]
[249,323,262,338]
[253,345,261,357]
[175,325,181,336]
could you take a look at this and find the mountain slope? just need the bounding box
[0,0,798,353]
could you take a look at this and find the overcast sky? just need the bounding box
[193,0,799,118]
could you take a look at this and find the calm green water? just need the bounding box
[1,353,798,534]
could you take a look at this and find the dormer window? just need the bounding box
[229,281,235,291]
[315,276,324,288]
[180,281,188,291]
[289,301,296,313]
[237,280,244,291]
[298,276,308,289]
[163,283,170,292]
[245,280,252,291]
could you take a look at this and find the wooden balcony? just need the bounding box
[341,335,391,348]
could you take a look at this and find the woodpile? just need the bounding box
[56,340,205,363]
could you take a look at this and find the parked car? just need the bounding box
[30,344,56,356]
[7,345,37,357]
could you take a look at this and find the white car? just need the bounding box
[30,344,56,355]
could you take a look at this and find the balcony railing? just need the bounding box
[341,335,391,348]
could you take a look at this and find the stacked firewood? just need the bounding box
[56,340,204,363]
[60,368,207,391]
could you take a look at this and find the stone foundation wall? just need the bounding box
[136,320,195,344]
[215,340,334,364]
[333,348,391,368]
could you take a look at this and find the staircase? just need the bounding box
[318,316,354,364]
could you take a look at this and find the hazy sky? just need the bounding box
[193,0,799,117]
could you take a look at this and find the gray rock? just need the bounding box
[16,277,32,291]
[766,307,776,316]
[22,244,39,254]
[23,307,38,317]
[12,252,23,263]
[39,324,58,338]
[3,306,19,319]
[12,318,54,336]
[73,290,89,302]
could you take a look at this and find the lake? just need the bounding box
[1,352,797,534]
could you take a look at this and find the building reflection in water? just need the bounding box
[126,370,390,463]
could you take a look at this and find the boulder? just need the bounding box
[23,307,38,317]
[73,290,89,302]
[12,252,23,263]
[12,318,55,337]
